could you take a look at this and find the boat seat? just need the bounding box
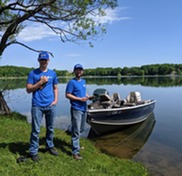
[124,91,142,106]
[111,93,121,108]
[112,93,121,102]
[99,94,112,106]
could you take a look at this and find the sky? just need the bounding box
[1,0,182,71]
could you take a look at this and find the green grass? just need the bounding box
[0,112,149,176]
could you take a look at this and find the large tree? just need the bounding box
[0,0,117,115]
[0,0,118,55]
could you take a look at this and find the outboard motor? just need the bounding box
[92,88,109,102]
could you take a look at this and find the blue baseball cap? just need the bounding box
[38,51,49,60]
[74,64,83,70]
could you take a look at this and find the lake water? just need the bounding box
[3,76,182,176]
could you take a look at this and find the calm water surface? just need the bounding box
[4,77,182,176]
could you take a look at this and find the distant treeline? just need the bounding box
[0,63,182,77]
[83,63,182,76]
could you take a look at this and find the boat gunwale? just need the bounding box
[87,99,156,113]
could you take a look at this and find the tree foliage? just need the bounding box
[0,0,118,55]
[0,63,182,78]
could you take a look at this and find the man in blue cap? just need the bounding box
[26,51,58,161]
[65,64,93,160]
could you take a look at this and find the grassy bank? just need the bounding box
[0,113,148,176]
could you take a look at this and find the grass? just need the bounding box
[0,112,149,176]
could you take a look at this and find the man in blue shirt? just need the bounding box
[26,51,58,161]
[65,64,92,160]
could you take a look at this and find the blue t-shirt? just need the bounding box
[66,78,87,112]
[27,68,58,107]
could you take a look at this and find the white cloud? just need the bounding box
[17,23,57,42]
[92,7,131,24]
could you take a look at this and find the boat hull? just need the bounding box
[87,100,156,135]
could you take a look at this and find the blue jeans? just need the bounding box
[71,108,86,155]
[29,105,56,155]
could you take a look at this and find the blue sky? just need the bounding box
[1,0,182,71]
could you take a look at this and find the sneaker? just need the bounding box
[73,154,83,160]
[30,154,39,162]
[47,148,59,156]
[16,156,27,163]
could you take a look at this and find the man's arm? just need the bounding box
[26,76,48,93]
[50,84,58,106]
[66,93,88,102]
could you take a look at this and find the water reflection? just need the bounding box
[88,113,156,159]
[1,75,182,90]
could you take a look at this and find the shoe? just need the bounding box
[30,154,39,162]
[16,156,27,163]
[47,148,59,156]
[73,154,83,160]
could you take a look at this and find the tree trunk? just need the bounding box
[0,91,11,115]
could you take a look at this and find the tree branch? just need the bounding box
[12,41,54,57]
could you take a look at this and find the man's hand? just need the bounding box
[80,97,89,102]
[40,76,48,84]
[40,76,48,89]
[88,96,95,100]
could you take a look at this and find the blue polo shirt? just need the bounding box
[27,68,58,107]
[66,78,87,112]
